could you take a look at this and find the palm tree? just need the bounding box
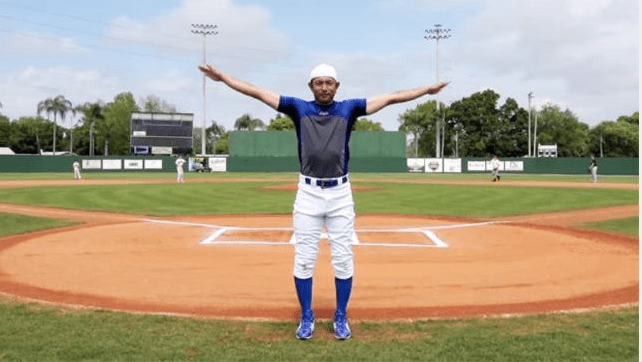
[234,114,265,131]
[37,95,74,154]
[398,111,425,157]
[75,102,105,156]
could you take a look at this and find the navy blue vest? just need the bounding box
[278,96,367,178]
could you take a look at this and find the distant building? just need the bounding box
[538,144,558,158]
[40,150,78,156]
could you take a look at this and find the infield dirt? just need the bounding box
[0,178,637,321]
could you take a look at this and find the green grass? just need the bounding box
[0,212,77,238]
[354,182,637,217]
[0,171,638,184]
[352,172,639,184]
[0,173,638,361]
[0,299,637,362]
[0,181,636,217]
[582,217,639,237]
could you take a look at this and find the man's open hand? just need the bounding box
[427,81,450,94]
[198,64,224,82]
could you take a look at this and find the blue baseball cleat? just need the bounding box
[296,310,315,340]
[333,311,351,340]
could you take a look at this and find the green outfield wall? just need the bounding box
[0,155,177,173]
[0,155,637,175]
[462,157,638,175]
[228,131,406,157]
[227,131,407,172]
[0,129,637,175]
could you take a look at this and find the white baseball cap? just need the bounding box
[309,63,338,82]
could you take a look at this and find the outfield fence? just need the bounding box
[0,130,637,175]
[0,154,637,175]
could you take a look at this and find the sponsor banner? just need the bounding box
[82,159,101,169]
[467,161,486,172]
[209,157,227,172]
[188,157,206,172]
[407,158,425,173]
[124,159,143,170]
[102,159,122,170]
[144,159,163,170]
[424,158,443,173]
[443,158,462,173]
[505,160,524,171]
[152,146,172,155]
[133,146,150,155]
[486,160,505,171]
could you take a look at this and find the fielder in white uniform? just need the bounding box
[491,155,501,182]
[199,63,448,340]
[175,156,185,183]
[589,156,598,183]
[72,160,82,180]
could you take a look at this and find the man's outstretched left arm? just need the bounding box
[366,81,449,115]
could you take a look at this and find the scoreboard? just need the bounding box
[130,112,193,155]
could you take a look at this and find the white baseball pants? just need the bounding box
[292,174,355,280]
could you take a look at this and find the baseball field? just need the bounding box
[0,172,638,361]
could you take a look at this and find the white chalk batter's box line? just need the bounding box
[143,219,506,249]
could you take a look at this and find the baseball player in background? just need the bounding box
[589,155,598,183]
[175,155,185,183]
[491,155,501,182]
[200,63,448,340]
[72,159,82,180]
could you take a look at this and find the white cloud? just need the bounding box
[364,0,638,127]
[143,71,193,93]
[379,0,481,12]
[0,31,87,55]
[105,0,290,69]
[451,0,639,124]
[0,66,118,123]
[1,0,636,130]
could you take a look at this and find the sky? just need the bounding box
[0,0,639,132]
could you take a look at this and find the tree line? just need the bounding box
[0,89,637,157]
[399,89,638,158]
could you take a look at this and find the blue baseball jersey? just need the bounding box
[277,96,367,178]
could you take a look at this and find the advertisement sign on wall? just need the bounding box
[486,160,505,171]
[188,157,207,172]
[102,159,122,170]
[443,158,462,173]
[209,157,227,172]
[407,158,425,173]
[467,161,486,172]
[424,158,443,173]
[152,147,172,155]
[124,159,144,170]
[505,160,524,171]
[144,159,163,170]
[82,159,101,169]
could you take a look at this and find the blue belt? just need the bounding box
[304,176,348,189]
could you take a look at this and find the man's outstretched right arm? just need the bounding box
[199,64,280,110]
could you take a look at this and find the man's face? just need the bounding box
[309,77,339,104]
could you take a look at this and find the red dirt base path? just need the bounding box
[0,178,638,321]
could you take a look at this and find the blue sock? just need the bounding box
[294,277,313,313]
[335,277,353,315]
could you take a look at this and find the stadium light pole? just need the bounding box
[528,92,533,157]
[192,23,218,155]
[425,24,451,158]
[533,107,538,157]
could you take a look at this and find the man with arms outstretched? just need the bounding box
[199,63,448,340]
